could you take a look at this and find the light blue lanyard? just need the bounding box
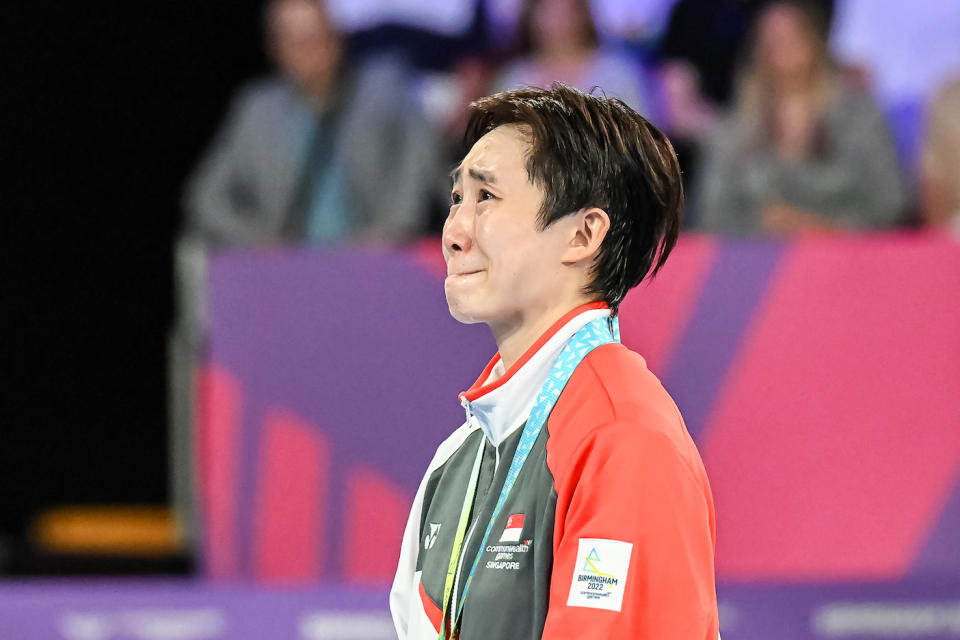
[442,314,620,635]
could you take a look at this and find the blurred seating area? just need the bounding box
[179,0,960,251]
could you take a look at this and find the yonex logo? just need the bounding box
[424,522,441,550]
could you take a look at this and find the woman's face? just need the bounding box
[530,0,589,51]
[756,5,818,79]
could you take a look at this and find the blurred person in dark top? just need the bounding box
[694,0,903,236]
[921,77,960,236]
[656,0,832,199]
[183,0,439,248]
[658,0,765,112]
[492,0,649,115]
[659,0,835,109]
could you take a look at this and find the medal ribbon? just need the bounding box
[438,438,484,638]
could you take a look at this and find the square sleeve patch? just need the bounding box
[566,538,633,611]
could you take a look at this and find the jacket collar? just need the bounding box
[459,301,611,446]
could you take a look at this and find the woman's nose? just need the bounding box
[443,206,473,254]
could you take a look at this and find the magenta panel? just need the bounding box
[195,364,242,579]
[703,235,960,579]
[618,233,719,376]
[252,410,330,581]
[344,467,412,581]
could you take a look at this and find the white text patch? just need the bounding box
[566,538,633,611]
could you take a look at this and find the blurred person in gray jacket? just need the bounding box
[183,0,439,248]
[694,1,905,235]
[170,0,441,543]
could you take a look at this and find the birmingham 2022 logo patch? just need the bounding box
[567,538,633,611]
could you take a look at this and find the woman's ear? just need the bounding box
[561,207,609,265]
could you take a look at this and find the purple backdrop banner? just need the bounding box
[2,579,960,639]
[196,235,960,586]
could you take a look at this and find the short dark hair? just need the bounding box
[463,83,683,314]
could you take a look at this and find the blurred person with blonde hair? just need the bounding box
[921,77,960,235]
[694,0,904,235]
[492,0,648,114]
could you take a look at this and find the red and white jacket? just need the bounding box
[391,302,719,639]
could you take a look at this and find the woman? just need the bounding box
[493,0,648,114]
[695,1,905,235]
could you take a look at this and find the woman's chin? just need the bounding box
[445,300,484,325]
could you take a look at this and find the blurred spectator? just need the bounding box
[694,1,904,235]
[172,0,442,538]
[491,0,649,114]
[658,0,768,111]
[654,0,821,196]
[921,77,960,235]
[485,0,679,53]
[830,0,960,109]
[183,0,439,248]
[830,0,960,176]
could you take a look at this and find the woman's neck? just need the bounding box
[490,298,596,374]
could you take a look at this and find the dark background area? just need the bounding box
[2,2,481,573]
[4,3,267,567]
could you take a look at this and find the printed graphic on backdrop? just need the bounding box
[196,235,960,584]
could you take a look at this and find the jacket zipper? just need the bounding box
[449,398,502,630]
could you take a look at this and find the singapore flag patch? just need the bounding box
[567,538,633,611]
[499,514,525,542]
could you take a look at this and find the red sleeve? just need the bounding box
[543,420,718,639]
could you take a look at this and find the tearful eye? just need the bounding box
[479,189,495,201]
[450,192,463,205]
